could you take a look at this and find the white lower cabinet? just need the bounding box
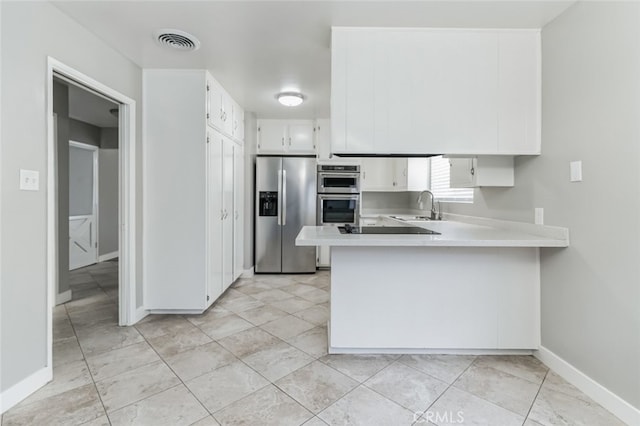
[144,69,244,313]
[317,245,330,268]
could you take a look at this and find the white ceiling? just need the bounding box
[52,1,574,119]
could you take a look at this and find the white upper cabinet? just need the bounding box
[360,157,430,192]
[315,119,332,160]
[207,74,244,143]
[331,28,540,156]
[232,101,245,141]
[449,156,514,188]
[497,32,540,154]
[360,158,408,191]
[257,119,315,154]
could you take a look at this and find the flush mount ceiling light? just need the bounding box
[277,92,304,107]
[153,29,201,51]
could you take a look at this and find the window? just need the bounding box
[429,156,474,203]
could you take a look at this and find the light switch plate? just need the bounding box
[535,208,544,225]
[570,161,582,182]
[20,169,40,191]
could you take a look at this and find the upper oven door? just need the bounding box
[317,194,360,226]
[317,172,360,194]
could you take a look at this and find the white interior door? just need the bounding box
[69,141,98,270]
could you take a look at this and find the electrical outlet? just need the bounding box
[570,161,582,182]
[19,169,39,191]
[535,208,544,225]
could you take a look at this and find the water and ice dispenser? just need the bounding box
[258,192,278,217]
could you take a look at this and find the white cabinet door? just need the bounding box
[233,143,244,280]
[450,156,514,188]
[498,31,540,154]
[257,119,316,154]
[344,31,377,154]
[317,245,330,268]
[331,28,538,156]
[449,158,475,188]
[287,120,315,153]
[257,120,287,153]
[406,158,430,191]
[232,101,245,142]
[416,31,498,155]
[361,158,396,191]
[393,158,408,190]
[221,91,233,136]
[315,119,331,160]
[222,137,235,290]
[207,130,223,305]
[207,76,224,130]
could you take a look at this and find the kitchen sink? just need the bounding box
[389,215,433,221]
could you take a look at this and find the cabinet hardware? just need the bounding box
[470,167,475,176]
[207,295,210,301]
[288,137,292,146]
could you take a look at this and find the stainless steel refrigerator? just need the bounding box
[255,156,317,273]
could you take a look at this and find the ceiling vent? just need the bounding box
[154,29,201,51]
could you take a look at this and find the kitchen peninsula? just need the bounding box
[296,216,569,354]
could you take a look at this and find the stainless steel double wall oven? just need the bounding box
[316,164,360,227]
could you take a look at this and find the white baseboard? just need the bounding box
[241,267,254,278]
[98,251,119,263]
[0,367,52,414]
[535,346,640,426]
[133,306,149,325]
[55,289,72,305]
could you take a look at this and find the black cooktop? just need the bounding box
[338,225,440,235]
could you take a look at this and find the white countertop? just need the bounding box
[296,214,569,248]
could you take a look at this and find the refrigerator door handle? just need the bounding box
[282,169,287,226]
[277,169,283,226]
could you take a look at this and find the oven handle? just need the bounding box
[317,194,360,201]
[318,173,361,179]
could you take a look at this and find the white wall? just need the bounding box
[0,1,143,398]
[448,1,640,410]
[99,149,119,256]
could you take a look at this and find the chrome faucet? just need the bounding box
[417,190,439,220]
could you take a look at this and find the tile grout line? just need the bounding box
[65,270,113,424]
[522,369,550,425]
[411,355,478,425]
[109,325,212,421]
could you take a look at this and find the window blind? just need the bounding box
[429,156,474,203]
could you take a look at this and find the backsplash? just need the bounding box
[361,191,423,210]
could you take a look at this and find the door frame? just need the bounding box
[46,57,140,369]
[68,140,99,270]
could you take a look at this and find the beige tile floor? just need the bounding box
[1,261,627,426]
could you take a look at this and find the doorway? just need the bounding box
[47,57,139,369]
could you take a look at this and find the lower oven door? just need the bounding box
[317,194,360,226]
